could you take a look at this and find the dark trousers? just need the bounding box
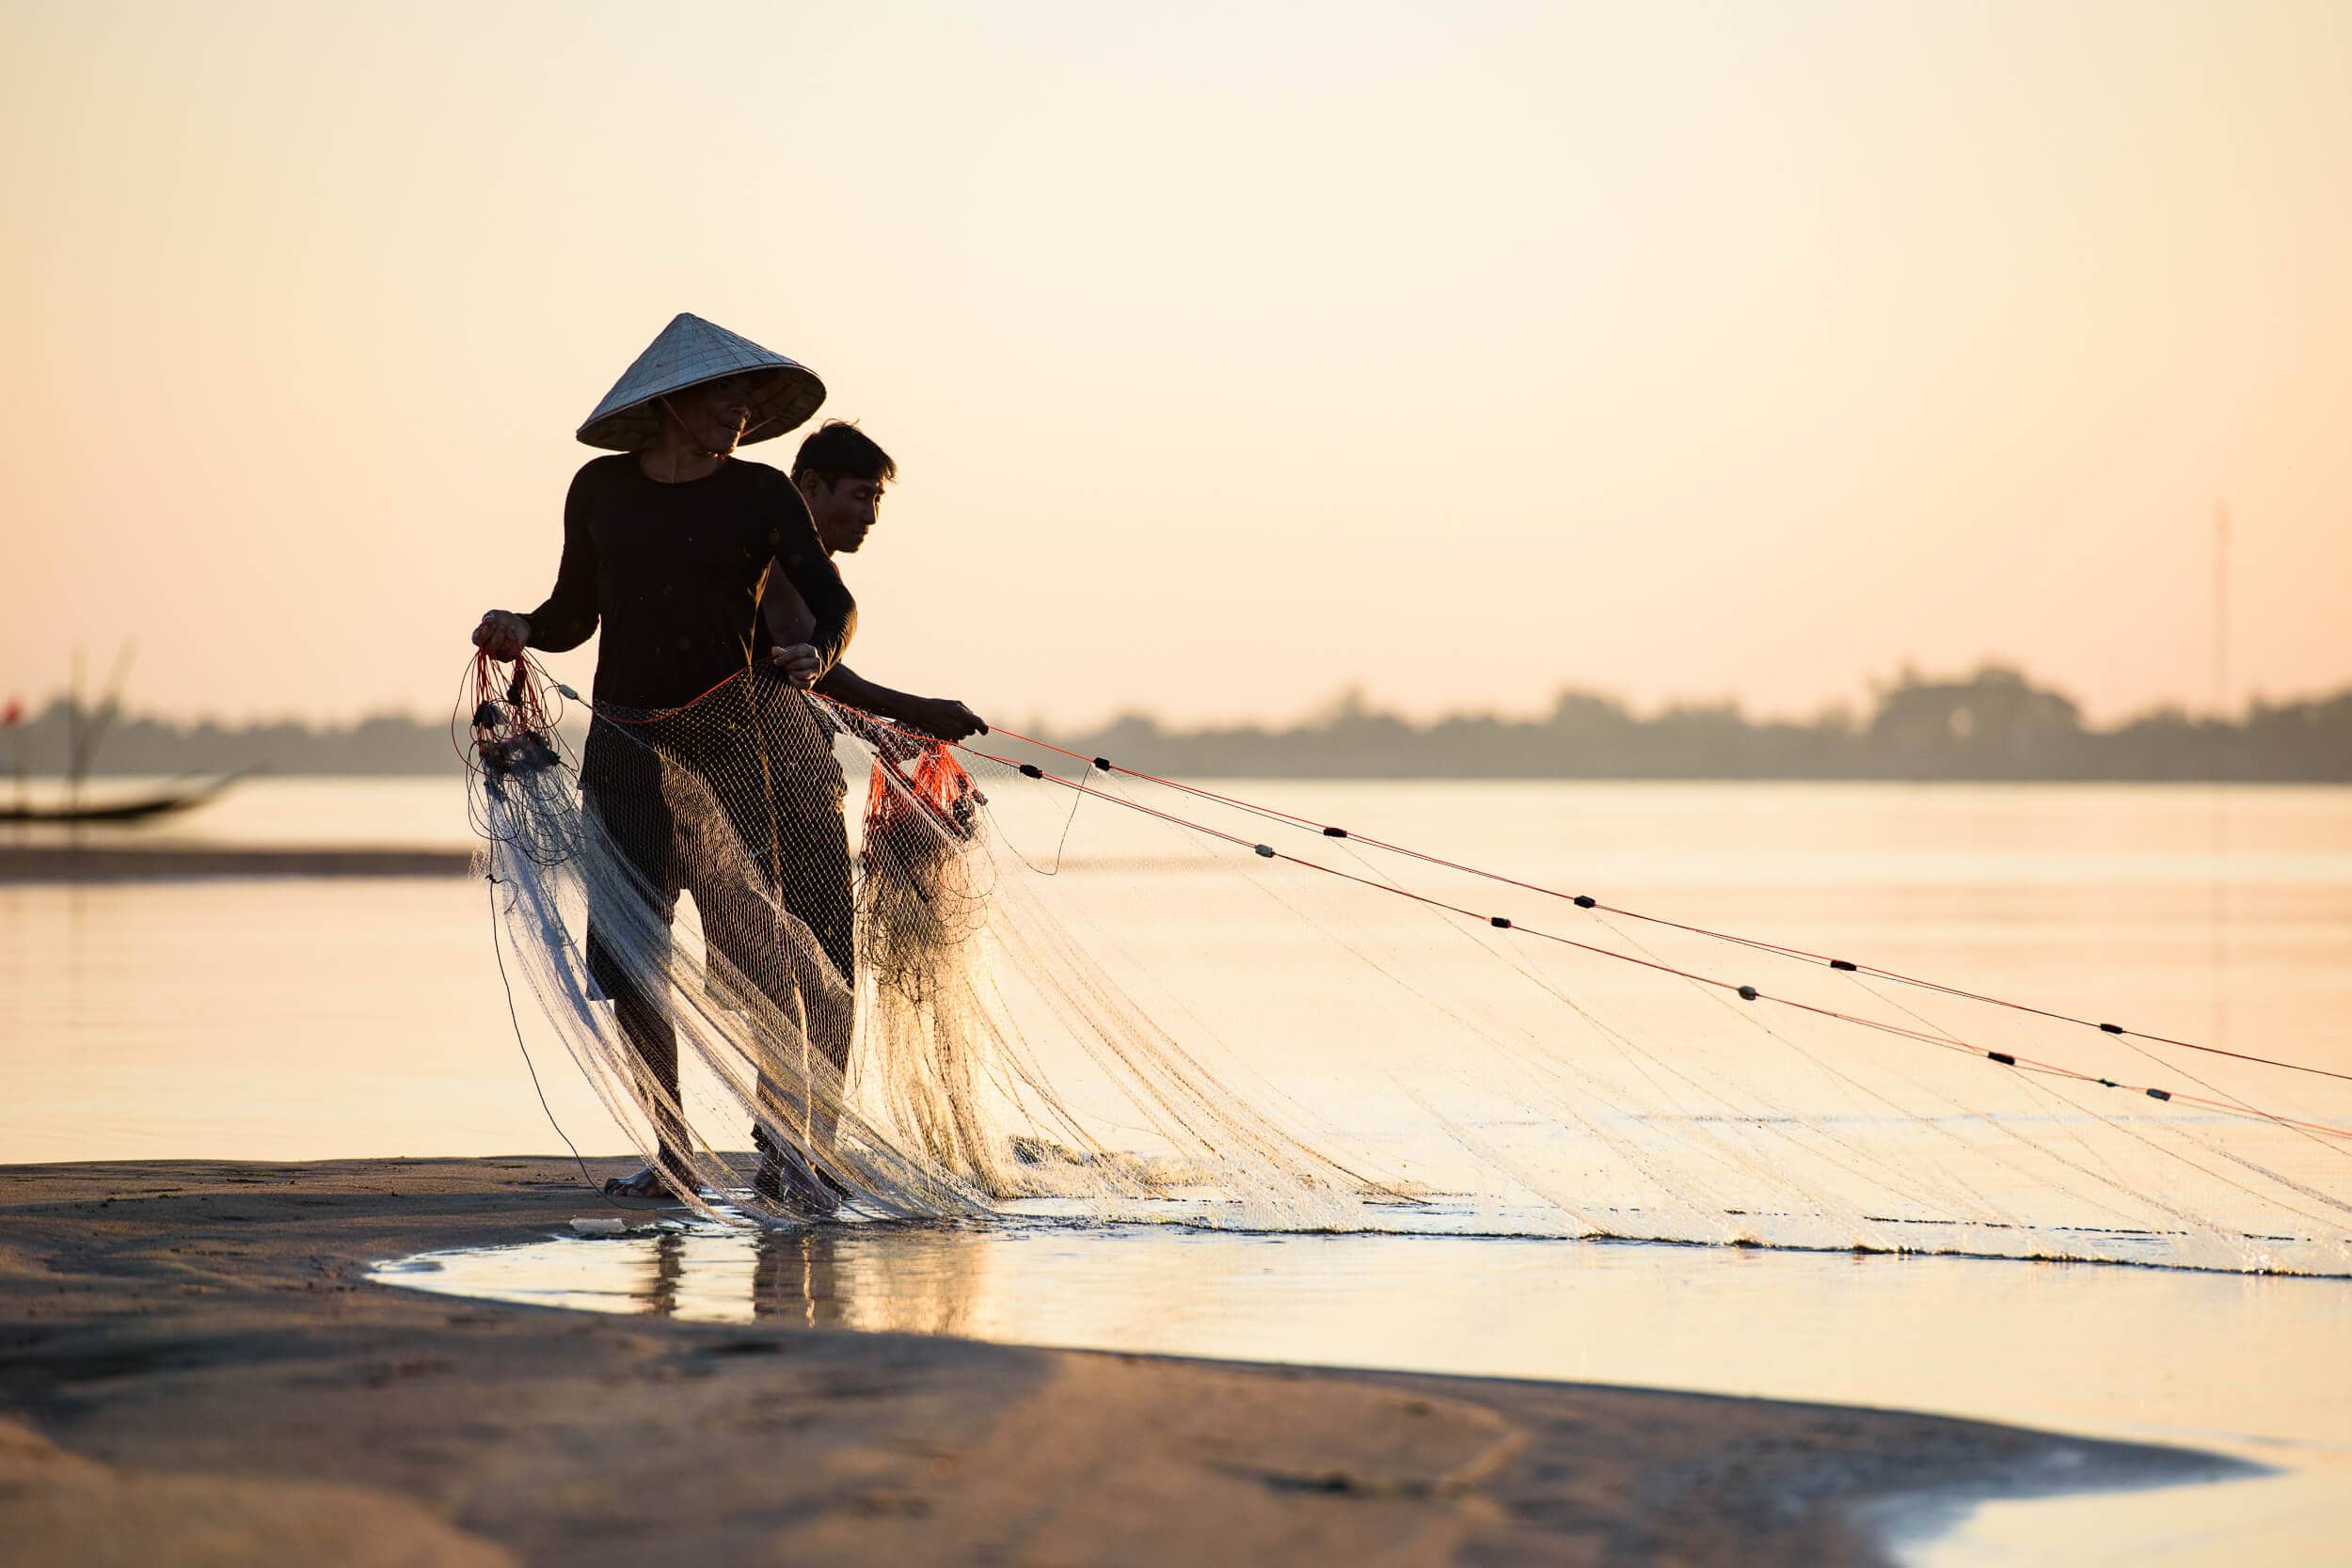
[580,692,856,1157]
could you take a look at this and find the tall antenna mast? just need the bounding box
[2212,500,2230,721]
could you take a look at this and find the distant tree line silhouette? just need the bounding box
[5,665,2346,782]
[1055,665,2351,782]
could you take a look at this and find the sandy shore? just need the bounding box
[0,845,474,880]
[0,1158,2228,1567]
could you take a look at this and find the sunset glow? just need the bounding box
[5,1,2347,727]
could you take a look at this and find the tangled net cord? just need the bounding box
[452,655,619,1202]
[977,728,2352,1092]
[938,727,2352,1143]
[457,652,2352,1273]
[463,652,1360,1229]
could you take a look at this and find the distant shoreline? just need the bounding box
[7,664,2347,784]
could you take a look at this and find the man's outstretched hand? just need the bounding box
[772,649,985,741]
[900,697,988,742]
[473,610,531,662]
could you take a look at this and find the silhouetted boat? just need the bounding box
[6,645,258,827]
[0,771,249,825]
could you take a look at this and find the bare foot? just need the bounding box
[753,1140,840,1219]
[601,1164,676,1200]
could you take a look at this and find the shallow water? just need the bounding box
[7,778,2349,1166]
[10,778,2352,1558]
[373,1213,2352,1564]
[377,1211,2352,1448]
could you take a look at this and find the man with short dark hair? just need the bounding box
[761,420,986,745]
[734,420,983,1212]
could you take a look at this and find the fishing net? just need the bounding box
[465,657,2352,1275]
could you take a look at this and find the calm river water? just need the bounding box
[7,776,2350,1562]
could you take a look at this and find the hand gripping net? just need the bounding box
[464,657,2352,1273]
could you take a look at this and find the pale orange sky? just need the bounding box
[3,1,2347,729]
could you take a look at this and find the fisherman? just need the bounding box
[734,419,988,1209]
[775,420,985,740]
[472,313,861,1206]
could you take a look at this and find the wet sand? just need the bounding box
[0,1158,2228,1567]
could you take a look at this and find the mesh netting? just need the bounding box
[466,658,2352,1274]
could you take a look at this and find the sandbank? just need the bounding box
[0,846,473,881]
[0,1158,2229,1566]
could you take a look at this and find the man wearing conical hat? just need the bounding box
[473,313,860,1204]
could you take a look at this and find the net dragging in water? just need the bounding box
[464,657,2352,1275]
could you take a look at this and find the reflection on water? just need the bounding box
[21,776,2352,867]
[8,783,2352,1164]
[374,1216,2352,1566]
[0,875,587,1164]
[3,777,476,851]
[376,1215,2352,1450]
[12,776,2351,1560]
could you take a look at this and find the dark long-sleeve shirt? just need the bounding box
[526,454,855,711]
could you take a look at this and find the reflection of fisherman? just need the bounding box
[471,313,855,1205]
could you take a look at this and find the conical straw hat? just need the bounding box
[576,313,826,451]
